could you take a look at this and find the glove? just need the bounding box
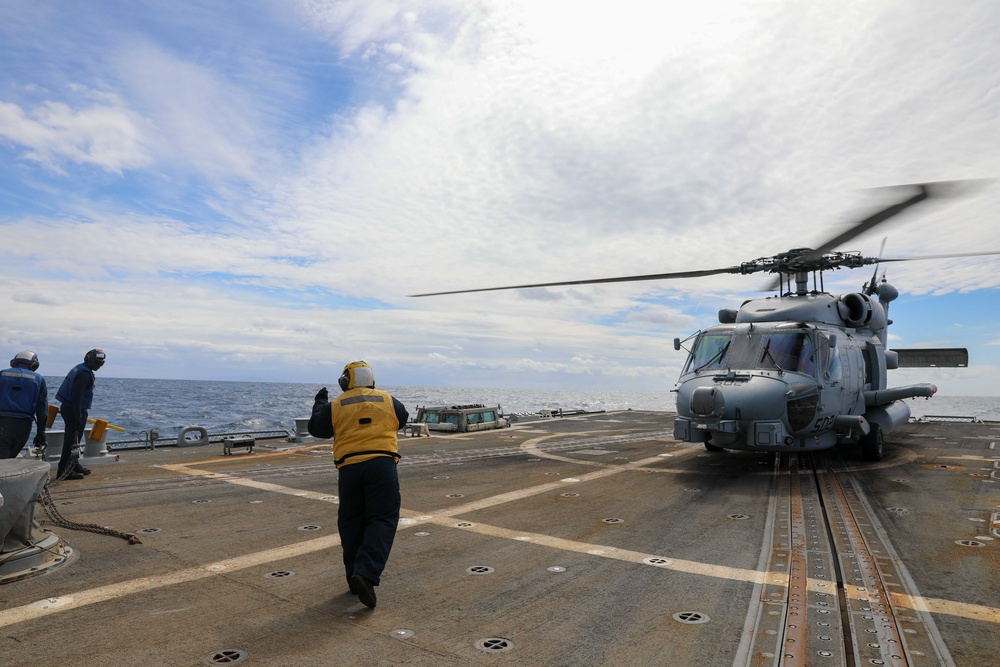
[314,387,329,402]
[33,433,46,447]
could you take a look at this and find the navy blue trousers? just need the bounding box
[0,417,32,458]
[337,456,400,587]
[59,407,87,476]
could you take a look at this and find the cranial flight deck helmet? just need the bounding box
[10,350,39,371]
[339,361,375,391]
[84,348,106,371]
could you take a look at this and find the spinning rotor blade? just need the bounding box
[765,181,951,291]
[412,180,986,298]
[876,250,1000,264]
[410,266,743,297]
[796,183,932,263]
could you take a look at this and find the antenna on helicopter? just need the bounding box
[863,238,889,296]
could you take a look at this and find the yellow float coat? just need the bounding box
[330,387,400,467]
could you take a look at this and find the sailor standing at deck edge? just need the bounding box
[308,361,408,609]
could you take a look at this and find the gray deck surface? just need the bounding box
[1,411,998,666]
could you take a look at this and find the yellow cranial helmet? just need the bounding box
[339,361,375,391]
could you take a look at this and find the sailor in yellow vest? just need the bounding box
[308,361,409,609]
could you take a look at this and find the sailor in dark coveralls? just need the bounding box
[55,348,105,480]
[308,361,408,609]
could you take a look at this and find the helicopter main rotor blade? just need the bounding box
[796,183,931,263]
[410,266,743,297]
[764,182,947,291]
[876,250,1000,263]
[413,180,985,298]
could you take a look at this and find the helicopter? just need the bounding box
[412,182,1000,461]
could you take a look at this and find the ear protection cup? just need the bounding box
[338,361,375,391]
[85,348,106,370]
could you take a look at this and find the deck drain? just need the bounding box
[644,557,670,566]
[545,472,561,476]
[467,565,495,575]
[956,540,986,547]
[526,458,541,462]
[415,531,431,537]
[206,649,248,664]
[561,493,579,497]
[446,493,464,498]
[192,499,211,504]
[137,527,162,534]
[728,514,750,520]
[298,525,321,531]
[684,488,701,492]
[547,566,567,572]
[322,496,336,501]
[886,508,911,516]
[456,522,474,527]
[391,629,414,639]
[433,475,450,479]
[476,637,514,653]
[266,570,293,579]
[673,611,711,625]
[61,501,77,506]
[603,517,624,524]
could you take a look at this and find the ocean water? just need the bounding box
[42,377,1000,443]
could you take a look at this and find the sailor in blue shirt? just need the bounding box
[0,350,48,459]
[55,348,105,480]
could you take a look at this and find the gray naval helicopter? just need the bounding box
[413,182,1000,461]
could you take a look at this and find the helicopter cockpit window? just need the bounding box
[685,332,732,373]
[757,332,816,375]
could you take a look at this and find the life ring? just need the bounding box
[177,425,209,447]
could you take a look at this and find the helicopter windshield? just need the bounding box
[685,332,733,372]
[684,328,818,376]
[759,331,816,374]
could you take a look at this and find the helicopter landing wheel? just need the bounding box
[704,442,724,452]
[861,423,884,461]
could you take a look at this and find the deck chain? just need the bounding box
[38,452,143,545]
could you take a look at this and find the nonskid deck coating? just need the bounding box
[1,411,998,666]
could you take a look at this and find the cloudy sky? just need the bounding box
[2,0,999,396]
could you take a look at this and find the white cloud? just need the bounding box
[0,97,151,173]
[2,0,1000,393]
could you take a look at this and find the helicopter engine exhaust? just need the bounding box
[839,293,875,327]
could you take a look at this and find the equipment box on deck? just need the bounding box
[222,435,255,455]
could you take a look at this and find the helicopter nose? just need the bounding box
[690,386,725,418]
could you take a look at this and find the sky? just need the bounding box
[1,0,999,397]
